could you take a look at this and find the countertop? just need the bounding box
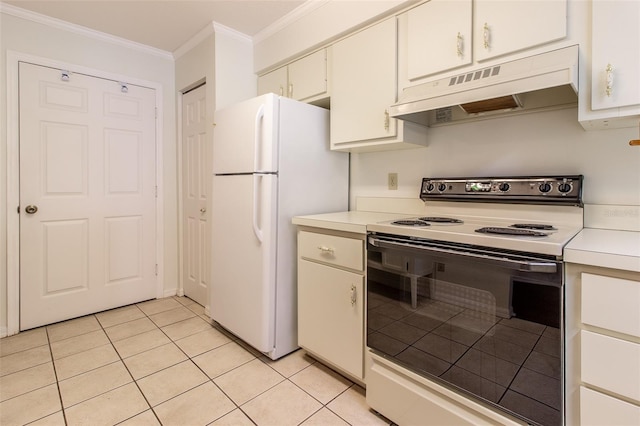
[292,211,413,234]
[564,228,640,273]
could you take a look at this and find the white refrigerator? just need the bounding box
[211,94,349,359]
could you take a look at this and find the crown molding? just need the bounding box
[172,21,251,60]
[252,0,330,44]
[0,3,174,60]
[172,22,216,59]
[213,22,253,44]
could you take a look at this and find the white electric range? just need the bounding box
[365,175,583,426]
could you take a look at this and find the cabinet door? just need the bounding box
[288,49,327,102]
[406,0,472,81]
[474,0,567,62]
[258,67,287,97]
[591,0,640,110]
[331,18,398,145]
[298,259,364,379]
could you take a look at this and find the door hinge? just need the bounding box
[155,264,158,276]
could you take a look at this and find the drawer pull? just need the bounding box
[350,284,357,306]
[317,246,334,254]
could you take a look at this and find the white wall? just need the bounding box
[351,108,640,207]
[253,0,413,72]
[213,25,256,110]
[0,11,178,335]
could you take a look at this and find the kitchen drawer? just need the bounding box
[298,230,363,271]
[580,386,640,425]
[582,273,640,337]
[581,330,640,403]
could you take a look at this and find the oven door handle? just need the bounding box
[368,236,558,273]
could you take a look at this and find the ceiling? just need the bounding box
[2,0,307,52]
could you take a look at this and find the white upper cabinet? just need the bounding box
[474,0,568,62]
[258,66,288,97]
[579,0,640,129]
[590,0,640,112]
[258,49,329,104]
[406,0,472,81]
[400,0,568,90]
[331,17,427,152]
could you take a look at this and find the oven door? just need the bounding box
[366,233,563,426]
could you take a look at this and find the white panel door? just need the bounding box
[19,62,157,330]
[210,173,277,353]
[182,85,209,306]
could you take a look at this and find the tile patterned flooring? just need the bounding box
[0,296,391,426]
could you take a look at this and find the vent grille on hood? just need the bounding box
[390,45,579,126]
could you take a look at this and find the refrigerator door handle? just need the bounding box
[252,174,264,243]
[254,104,265,172]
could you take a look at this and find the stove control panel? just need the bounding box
[421,175,583,206]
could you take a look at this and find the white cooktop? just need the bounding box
[367,202,584,257]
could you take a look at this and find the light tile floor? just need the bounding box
[0,296,391,426]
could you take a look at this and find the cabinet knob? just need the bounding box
[350,284,357,306]
[483,23,490,50]
[605,64,614,97]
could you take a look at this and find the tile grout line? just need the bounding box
[45,324,70,426]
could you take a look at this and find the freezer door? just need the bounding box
[210,173,277,353]
[212,94,279,174]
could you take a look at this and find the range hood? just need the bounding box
[390,45,579,126]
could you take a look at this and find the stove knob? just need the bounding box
[498,182,510,192]
[558,182,572,193]
[426,182,435,192]
[437,183,447,192]
[539,182,552,193]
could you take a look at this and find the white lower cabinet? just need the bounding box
[297,229,365,382]
[580,386,640,426]
[565,265,640,425]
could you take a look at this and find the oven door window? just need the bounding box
[367,240,562,426]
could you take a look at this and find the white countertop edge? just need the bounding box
[292,216,368,234]
[564,249,640,273]
[564,228,640,273]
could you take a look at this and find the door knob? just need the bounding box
[25,205,38,214]
[200,208,206,213]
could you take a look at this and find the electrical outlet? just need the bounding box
[388,173,398,190]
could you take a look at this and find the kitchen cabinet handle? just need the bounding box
[317,246,334,254]
[200,208,206,214]
[288,83,293,98]
[350,285,357,306]
[483,23,490,49]
[384,110,390,131]
[456,32,463,57]
[279,85,284,96]
[605,64,613,97]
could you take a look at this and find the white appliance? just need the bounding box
[366,176,584,426]
[210,94,349,360]
[390,45,579,126]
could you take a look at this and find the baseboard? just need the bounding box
[163,288,178,298]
